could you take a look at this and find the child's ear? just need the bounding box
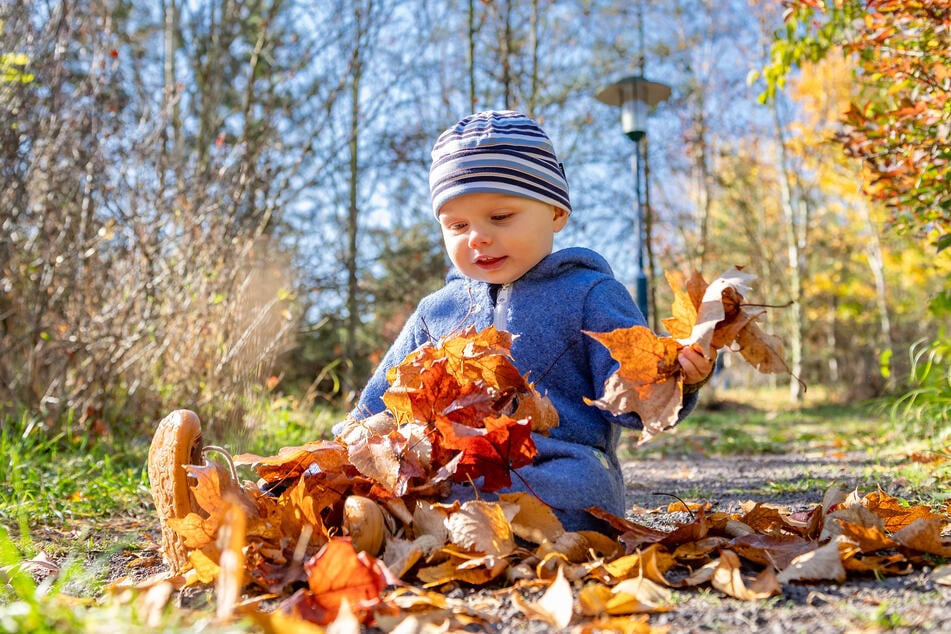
[553,206,569,231]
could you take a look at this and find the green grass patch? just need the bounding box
[0,412,153,540]
[626,391,889,459]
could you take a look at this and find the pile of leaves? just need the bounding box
[131,268,950,631]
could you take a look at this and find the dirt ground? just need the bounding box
[616,451,951,634]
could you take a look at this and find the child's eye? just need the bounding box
[491,213,513,222]
[448,222,467,232]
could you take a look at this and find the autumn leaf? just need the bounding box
[586,267,792,443]
[233,440,350,485]
[300,538,389,624]
[512,566,574,628]
[444,500,517,558]
[499,491,566,544]
[711,550,782,601]
[892,518,951,557]
[733,321,788,374]
[438,415,537,491]
[660,270,700,339]
[674,266,757,356]
[340,413,433,496]
[577,578,673,616]
[584,325,684,443]
[728,533,816,570]
[775,535,859,583]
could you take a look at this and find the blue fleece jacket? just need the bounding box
[354,247,698,531]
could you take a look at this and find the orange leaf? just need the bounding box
[584,326,684,443]
[892,518,951,557]
[861,489,940,532]
[660,270,699,339]
[233,441,349,485]
[302,538,388,624]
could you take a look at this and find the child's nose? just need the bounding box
[467,226,491,248]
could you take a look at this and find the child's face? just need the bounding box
[437,192,569,284]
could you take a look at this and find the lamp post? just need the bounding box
[595,75,670,321]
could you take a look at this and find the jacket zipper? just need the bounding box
[494,283,512,331]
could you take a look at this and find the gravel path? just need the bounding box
[615,451,950,634]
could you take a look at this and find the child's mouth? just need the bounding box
[475,256,506,270]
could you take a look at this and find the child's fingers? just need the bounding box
[680,346,715,384]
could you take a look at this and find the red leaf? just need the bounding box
[439,415,537,492]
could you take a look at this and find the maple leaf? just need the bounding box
[671,266,756,355]
[660,270,703,340]
[438,415,537,491]
[296,537,390,625]
[584,325,684,443]
[586,266,793,443]
[340,412,433,496]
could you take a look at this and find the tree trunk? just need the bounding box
[344,6,365,407]
[770,101,806,402]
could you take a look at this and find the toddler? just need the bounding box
[350,110,713,531]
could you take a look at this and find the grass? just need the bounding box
[628,386,902,459]
[0,412,153,543]
[0,386,947,632]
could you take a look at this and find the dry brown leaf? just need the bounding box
[711,550,782,600]
[728,533,815,571]
[499,492,565,544]
[891,518,951,557]
[675,267,756,355]
[775,536,858,583]
[445,500,516,558]
[734,321,788,374]
[511,566,574,629]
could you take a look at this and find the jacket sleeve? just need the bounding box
[582,278,699,430]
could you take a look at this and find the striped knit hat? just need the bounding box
[429,110,571,216]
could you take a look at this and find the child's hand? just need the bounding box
[679,344,715,385]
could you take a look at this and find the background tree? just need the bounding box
[3,0,949,440]
[763,0,950,249]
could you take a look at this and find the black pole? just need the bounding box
[632,136,648,319]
